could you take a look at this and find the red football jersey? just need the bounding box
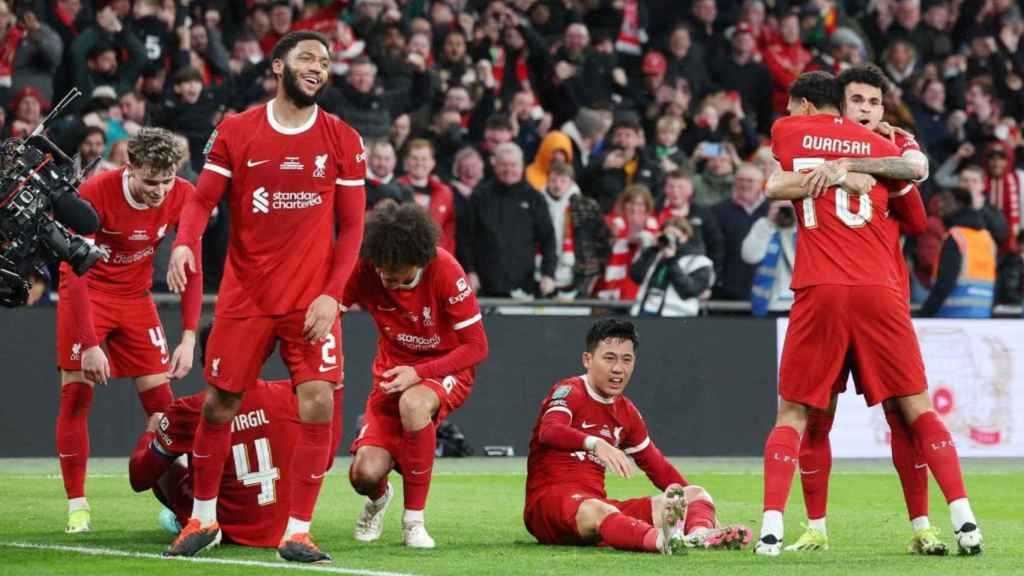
[526,376,651,499]
[155,380,298,547]
[202,100,366,317]
[342,248,482,383]
[60,167,192,296]
[884,131,928,299]
[771,114,908,290]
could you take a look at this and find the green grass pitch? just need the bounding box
[0,458,1020,575]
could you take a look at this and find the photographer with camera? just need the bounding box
[55,127,201,534]
[742,200,798,316]
[629,217,715,317]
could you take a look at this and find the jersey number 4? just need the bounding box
[793,158,873,229]
[233,437,279,506]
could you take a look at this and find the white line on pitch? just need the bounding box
[0,542,421,576]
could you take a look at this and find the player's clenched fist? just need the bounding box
[592,438,633,479]
[167,245,196,294]
[303,294,339,342]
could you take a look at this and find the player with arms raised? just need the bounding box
[525,318,750,554]
[56,127,200,533]
[755,71,982,556]
[768,64,944,555]
[128,323,344,548]
[164,30,366,563]
[344,203,488,548]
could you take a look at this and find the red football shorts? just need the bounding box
[56,292,169,378]
[779,285,927,409]
[524,487,654,546]
[350,369,474,456]
[204,311,342,393]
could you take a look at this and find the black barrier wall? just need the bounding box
[0,309,779,457]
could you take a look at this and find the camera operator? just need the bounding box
[55,127,201,534]
[742,200,798,316]
[629,217,715,317]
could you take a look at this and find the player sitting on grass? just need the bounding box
[524,318,750,554]
[128,323,343,548]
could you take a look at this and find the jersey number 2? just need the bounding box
[233,437,279,505]
[793,158,873,229]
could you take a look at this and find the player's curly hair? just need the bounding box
[586,318,639,353]
[361,203,439,270]
[127,127,187,173]
[837,64,889,100]
[789,71,840,111]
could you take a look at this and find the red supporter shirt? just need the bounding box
[526,375,683,501]
[771,114,909,290]
[885,132,929,298]
[60,167,192,297]
[153,380,299,547]
[343,249,483,385]
[176,101,366,317]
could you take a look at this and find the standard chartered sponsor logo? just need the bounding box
[252,187,269,213]
[111,246,155,265]
[396,333,441,349]
[251,187,323,212]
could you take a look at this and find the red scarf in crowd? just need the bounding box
[0,26,24,84]
[986,169,1021,253]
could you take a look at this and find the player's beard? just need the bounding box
[282,63,325,108]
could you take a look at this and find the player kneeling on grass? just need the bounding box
[524,318,750,554]
[343,203,489,549]
[128,323,343,548]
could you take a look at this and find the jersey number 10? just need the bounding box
[233,437,280,506]
[793,158,873,229]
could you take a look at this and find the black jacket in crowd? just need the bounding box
[581,149,665,214]
[463,179,557,297]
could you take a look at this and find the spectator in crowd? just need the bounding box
[920,187,998,317]
[69,6,147,98]
[6,85,44,137]
[962,165,1011,247]
[76,125,107,179]
[711,163,767,301]
[583,115,664,213]
[118,90,152,136]
[763,9,813,116]
[3,0,63,103]
[539,162,611,299]
[691,140,739,206]
[629,217,714,317]
[526,130,573,192]
[330,53,431,140]
[596,184,660,301]
[365,138,411,209]
[450,146,485,267]
[982,142,1023,303]
[910,77,956,162]
[657,170,724,279]
[397,139,456,254]
[464,142,556,298]
[558,107,607,179]
[743,200,798,316]
[664,22,710,100]
[154,67,220,173]
[711,22,773,134]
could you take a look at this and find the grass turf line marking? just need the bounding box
[1,542,421,576]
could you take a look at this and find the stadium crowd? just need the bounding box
[4,0,1023,315]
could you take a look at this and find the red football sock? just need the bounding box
[684,499,717,533]
[598,512,660,552]
[799,412,834,520]
[400,422,436,511]
[886,410,929,520]
[56,382,93,499]
[288,421,332,522]
[138,382,174,416]
[763,425,801,512]
[911,411,967,504]
[191,419,232,501]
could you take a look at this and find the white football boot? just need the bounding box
[354,483,393,542]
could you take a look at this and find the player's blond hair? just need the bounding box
[127,127,187,174]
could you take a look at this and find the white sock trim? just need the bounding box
[285,517,312,539]
[403,509,425,525]
[949,498,976,532]
[68,497,89,513]
[761,510,784,541]
[808,517,827,536]
[371,484,390,507]
[911,516,931,532]
[191,498,217,527]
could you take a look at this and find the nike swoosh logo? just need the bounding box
[310,472,327,480]
[799,469,821,475]
[100,228,121,235]
[410,469,430,476]
[247,159,270,167]
[318,364,335,373]
[581,422,596,429]
[914,463,928,469]
[58,452,78,458]
[377,305,397,311]
[193,453,211,459]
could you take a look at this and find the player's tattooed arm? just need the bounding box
[837,156,925,181]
